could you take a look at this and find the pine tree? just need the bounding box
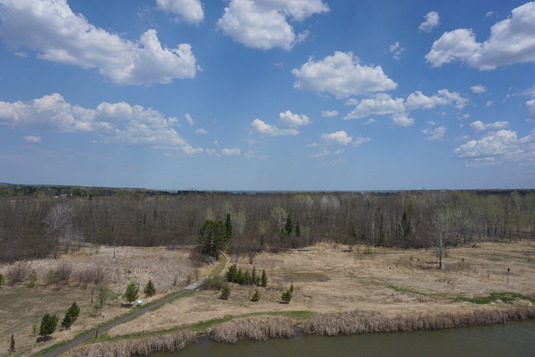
[61,302,80,329]
[220,284,231,300]
[225,213,232,239]
[236,268,245,285]
[144,280,156,297]
[244,270,251,285]
[289,283,294,293]
[39,314,58,339]
[295,222,301,237]
[251,267,259,286]
[226,264,238,283]
[124,282,139,305]
[251,288,260,302]
[285,215,293,236]
[0,273,5,288]
[261,269,268,288]
[281,288,292,304]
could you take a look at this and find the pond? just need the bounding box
[151,320,535,357]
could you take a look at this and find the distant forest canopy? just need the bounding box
[1,184,534,263]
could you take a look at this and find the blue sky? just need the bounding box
[0,0,534,191]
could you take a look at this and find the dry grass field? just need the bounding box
[1,241,534,356]
[0,246,200,356]
[107,240,535,338]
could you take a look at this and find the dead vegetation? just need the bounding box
[210,316,295,343]
[66,330,196,357]
[302,306,535,336]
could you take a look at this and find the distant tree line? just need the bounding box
[1,188,534,262]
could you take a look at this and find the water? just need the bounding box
[151,320,535,357]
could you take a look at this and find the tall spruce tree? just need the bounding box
[39,314,58,339]
[261,269,268,287]
[225,213,232,238]
[124,282,139,305]
[144,280,156,297]
[61,302,80,329]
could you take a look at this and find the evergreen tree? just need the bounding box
[9,334,15,352]
[251,288,260,302]
[61,302,80,329]
[225,213,233,239]
[295,222,301,237]
[0,273,4,288]
[289,283,294,293]
[39,314,58,339]
[281,288,292,304]
[220,284,231,300]
[261,269,268,288]
[124,282,139,305]
[144,280,156,297]
[244,270,251,285]
[251,267,259,286]
[284,215,293,236]
[197,220,228,259]
[226,264,238,283]
[236,268,245,285]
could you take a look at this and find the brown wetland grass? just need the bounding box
[210,316,295,343]
[66,330,196,357]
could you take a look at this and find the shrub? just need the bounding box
[251,288,260,302]
[220,284,231,300]
[7,262,30,286]
[201,276,226,290]
[27,270,38,288]
[144,279,156,297]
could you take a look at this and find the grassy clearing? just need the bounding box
[455,292,535,305]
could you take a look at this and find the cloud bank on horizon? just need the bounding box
[0,0,534,190]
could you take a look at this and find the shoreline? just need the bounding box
[67,305,535,356]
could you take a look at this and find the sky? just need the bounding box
[0,0,534,191]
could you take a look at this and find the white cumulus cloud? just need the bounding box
[389,41,404,60]
[156,0,204,24]
[293,51,397,98]
[426,2,535,69]
[321,131,353,146]
[419,11,440,32]
[0,0,199,85]
[421,125,447,141]
[344,90,467,126]
[23,135,41,143]
[221,147,241,156]
[470,120,510,132]
[250,119,298,136]
[278,110,311,127]
[454,129,535,166]
[217,0,328,50]
[470,85,487,94]
[321,110,339,118]
[0,93,202,154]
